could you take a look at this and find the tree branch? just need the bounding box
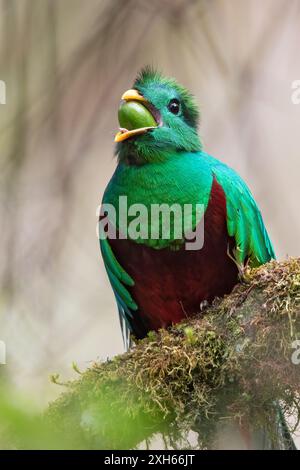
[47,258,300,449]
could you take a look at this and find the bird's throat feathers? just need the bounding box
[116,128,202,165]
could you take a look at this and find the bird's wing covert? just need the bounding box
[100,236,137,348]
[212,162,275,266]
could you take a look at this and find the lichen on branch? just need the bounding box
[47,259,300,449]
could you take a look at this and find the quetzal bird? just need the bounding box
[100,67,275,344]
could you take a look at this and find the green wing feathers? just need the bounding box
[211,158,275,266]
[100,237,137,344]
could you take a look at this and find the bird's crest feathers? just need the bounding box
[134,66,199,128]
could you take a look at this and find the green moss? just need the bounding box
[47,258,300,449]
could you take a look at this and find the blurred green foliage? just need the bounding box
[0,385,74,449]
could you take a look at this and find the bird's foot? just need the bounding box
[199,300,209,311]
[226,245,250,280]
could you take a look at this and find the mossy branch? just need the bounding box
[47,259,300,449]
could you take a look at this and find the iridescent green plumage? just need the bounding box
[100,68,275,340]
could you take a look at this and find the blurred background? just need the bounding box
[0,0,299,443]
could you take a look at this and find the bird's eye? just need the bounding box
[168,98,180,115]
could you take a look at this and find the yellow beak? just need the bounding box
[121,89,147,102]
[115,127,154,143]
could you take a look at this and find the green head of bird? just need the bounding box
[115,67,202,163]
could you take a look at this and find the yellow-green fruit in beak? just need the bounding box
[118,101,157,130]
